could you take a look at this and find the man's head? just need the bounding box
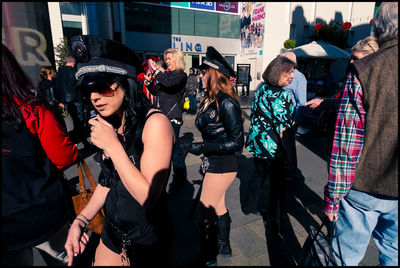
[64,53,75,67]
[373,2,398,45]
[282,52,297,64]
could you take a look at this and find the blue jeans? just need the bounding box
[331,189,398,266]
[171,120,187,178]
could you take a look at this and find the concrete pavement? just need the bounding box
[33,93,379,266]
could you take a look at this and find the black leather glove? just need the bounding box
[188,142,204,156]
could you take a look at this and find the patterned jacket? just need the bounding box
[246,82,295,159]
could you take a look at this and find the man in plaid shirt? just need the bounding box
[323,2,398,266]
[324,71,365,217]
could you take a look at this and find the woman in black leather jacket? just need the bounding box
[37,66,66,130]
[188,46,244,266]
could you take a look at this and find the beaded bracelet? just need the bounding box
[79,214,90,224]
[75,217,88,228]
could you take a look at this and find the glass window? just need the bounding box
[125,3,153,32]
[195,11,218,37]
[219,14,240,39]
[153,6,171,34]
[62,21,82,28]
[180,9,194,35]
[225,56,235,70]
[60,2,82,15]
[171,8,179,34]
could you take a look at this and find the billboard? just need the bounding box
[139,2,239,14]
[240,2,266,57]
[2,2,55,85]
[216,2,239,14]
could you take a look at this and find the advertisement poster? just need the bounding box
[216,2,239,14]
[236,64,250,85]
[240,2,266,56]
[189,2,215,11]
[2,2,55,84]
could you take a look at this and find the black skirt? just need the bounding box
[206,154,238,174]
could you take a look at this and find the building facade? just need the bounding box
[3,2,376,92]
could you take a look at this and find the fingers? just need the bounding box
[96,116,113,128]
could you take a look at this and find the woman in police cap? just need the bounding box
[187,46,244,265]
[64,35,175,266]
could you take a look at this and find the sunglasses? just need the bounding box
[80,82,120,99]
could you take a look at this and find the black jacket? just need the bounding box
[195,92,244,155]
[147,70,187,121]
[55,65,79,103]
[38,79,59,107]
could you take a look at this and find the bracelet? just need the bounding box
[75,217,88,228]
[79,214,90,224]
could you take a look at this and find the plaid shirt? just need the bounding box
[324,72,366,214]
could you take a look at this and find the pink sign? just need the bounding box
[216,2,238,14]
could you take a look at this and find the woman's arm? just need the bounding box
[89,112,174,207]
[154,71,187,94]
[65,184,109,265]
[24,105,78,169]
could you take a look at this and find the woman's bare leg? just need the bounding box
[93,239,127,266]
[200,172,237,215]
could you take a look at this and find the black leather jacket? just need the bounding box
[38,79,59,107]
[195,92,244,155]
[55,65,79,103]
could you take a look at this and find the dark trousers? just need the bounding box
[171,120,187,179]
[245,157,286,225]
[188,94,197,114]
[282,125,298,178]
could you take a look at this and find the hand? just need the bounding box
[149,59,157,71]
[306,98,324,109]
[59,103,65,108]
[144,71,152,81]
[324,211,338,222]
[88,115,118,154]
[65,220,90,266]
[188,142,204,156]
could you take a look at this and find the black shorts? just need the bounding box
[206,154,238,173]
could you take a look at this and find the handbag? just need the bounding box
[300,218,344,266]
[183,95,190,110]
[71,160,104,235]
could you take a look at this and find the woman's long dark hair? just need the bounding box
[114,75,154,155]
[200,68,244,121]
[2,44,47,129]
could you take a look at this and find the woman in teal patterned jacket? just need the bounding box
[244,55,296,235]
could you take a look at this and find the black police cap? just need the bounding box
[68,35,144,89]
[198,46,236,79]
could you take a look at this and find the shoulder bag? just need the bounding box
[72,160,104,235]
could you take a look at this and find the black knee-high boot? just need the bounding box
[198,204,218,266]
[217,210,232,257]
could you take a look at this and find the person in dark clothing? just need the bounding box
[185,67,199,114]
[37,65,66,131]
[55,53,89,148]
[64,35,175,266]
[187,46,244,266]
[1,43,79,266]
[145,48,188,188]
[245,56,296,236]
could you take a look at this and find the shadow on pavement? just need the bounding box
[237,152,326,266]
[295,132,329,162]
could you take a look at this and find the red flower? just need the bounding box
[370,19,373,25]
[341,22,352,30]
[314,23,323,31]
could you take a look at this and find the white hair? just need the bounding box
[373,2,398,45]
